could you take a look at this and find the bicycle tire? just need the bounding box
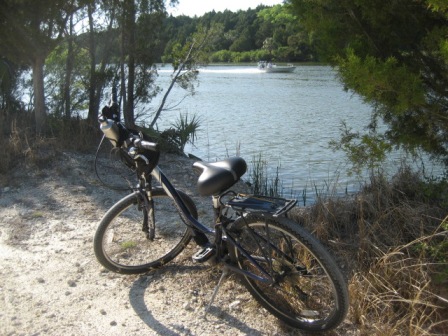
[94,189,196,274]
[228,214,349,332]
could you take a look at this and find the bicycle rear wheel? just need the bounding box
[229,214,349,332]
[94,189,196,274]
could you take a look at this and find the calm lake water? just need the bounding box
[147,65,434,203]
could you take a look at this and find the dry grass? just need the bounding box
[289,168,448,335]
[0,115,101,176]
[349,227,448,335]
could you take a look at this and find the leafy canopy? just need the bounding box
[289,0,448,169]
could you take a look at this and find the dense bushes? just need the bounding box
[208,49,271,63]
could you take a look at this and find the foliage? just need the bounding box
[169,113,201,152]
[329,121,392,176]
[0,59,23,115]
[209,49,271,63]
[45,43,91,118]
[289,0,448,171]
[153,113,201,154]
[0,0,76,133]
[162,5,316,62]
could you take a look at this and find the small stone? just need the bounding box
[183,302,193,311]
[229,300,241,310]
[110,321,117,326]
[37,277,45,284]
[100,309,107,315]
[67,280,77,287]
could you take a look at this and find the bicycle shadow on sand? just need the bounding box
[128,264,264,335]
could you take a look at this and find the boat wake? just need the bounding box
[198,67,262,74]
[158,67,263,74]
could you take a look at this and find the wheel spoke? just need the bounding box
[229,214,348,331]
[94,190,195,274]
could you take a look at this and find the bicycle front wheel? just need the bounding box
[94,189,196,274]
[229,214,349,332]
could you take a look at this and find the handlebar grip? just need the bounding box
[100,119,120,145]
[133,138,159,152]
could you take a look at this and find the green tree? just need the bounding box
[258,4,306,61]
[289,0,448,168]
[0,59,21,113]
[0,0,76,133]
[45,40,90,118]
[230,28,253,52]
[118,0,178,128]
[162,5,315,63]
[85,0,119,123]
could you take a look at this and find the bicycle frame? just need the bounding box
[96,117,349,332]
[147,165,276,284]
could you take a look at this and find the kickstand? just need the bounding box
[204,267,229,318]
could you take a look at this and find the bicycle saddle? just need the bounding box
[193,157,247,196]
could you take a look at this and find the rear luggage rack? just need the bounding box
[227,194,297,217]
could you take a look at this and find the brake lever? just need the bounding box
[128,147,150,165]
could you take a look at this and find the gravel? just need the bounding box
[0,151,355,335]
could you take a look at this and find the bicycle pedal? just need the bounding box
[192,245,215,263]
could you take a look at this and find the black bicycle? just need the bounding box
[93,105,349,332]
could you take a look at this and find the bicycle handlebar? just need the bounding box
[98,103,161,176]
[99,117,121,145]
[132,138,159,152]
[99,115,158,152]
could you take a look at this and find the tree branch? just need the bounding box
[149,41,196,128]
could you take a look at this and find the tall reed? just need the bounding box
[248,153,282,197]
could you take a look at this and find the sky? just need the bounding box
[167,0,284,17]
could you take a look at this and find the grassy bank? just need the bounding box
[287,168,448,335]
[245,153,447,334]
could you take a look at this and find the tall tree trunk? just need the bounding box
[32,54,47,134]
[87,2,117,122]
[123,0,135,128]
[87,3,98,123]
[64,12,74,119]
[120,28,127,123]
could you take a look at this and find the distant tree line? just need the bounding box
[161,5,316,63]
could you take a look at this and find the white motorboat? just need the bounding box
[258,61,296,73]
